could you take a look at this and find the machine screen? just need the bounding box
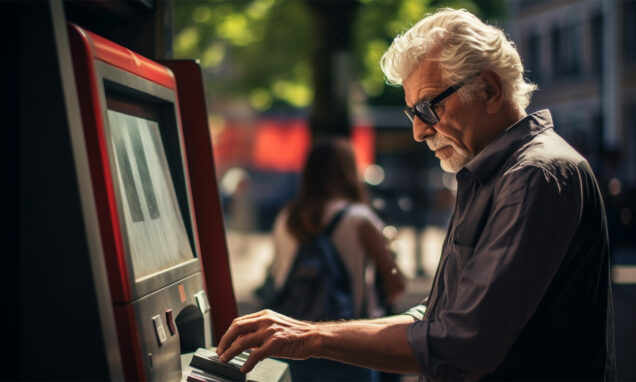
[106,107,195,281]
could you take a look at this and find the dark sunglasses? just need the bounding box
[404,82,465,125]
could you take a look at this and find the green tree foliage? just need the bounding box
[173,0,506,112]
[174,0,313,111]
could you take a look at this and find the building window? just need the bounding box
[624,1,636,60]
[592,112,604,154]
[550,25,561,76]
[525,31,541,83]
[591,12,603,76]
[628,106,636,185]
[551,22,582,79]
[519,0,548,11]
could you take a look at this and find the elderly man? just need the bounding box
[217,8,615,380]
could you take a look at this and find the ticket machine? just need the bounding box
[67,23,289,381]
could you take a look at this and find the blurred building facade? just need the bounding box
[507,0,636,255]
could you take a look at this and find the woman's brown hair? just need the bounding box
[286,138,368,242]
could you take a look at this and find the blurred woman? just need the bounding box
[266,138,406,381]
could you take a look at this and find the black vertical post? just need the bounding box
[306,0,359,140]
[2,2,21,380]
[15,1,122,379]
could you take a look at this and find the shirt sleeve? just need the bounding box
[406,164,584,380]
[402,304,427,321]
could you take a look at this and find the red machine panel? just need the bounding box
[67,23,238,381]
[160,60,239,343]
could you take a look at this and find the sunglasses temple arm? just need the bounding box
[430,82,463,104]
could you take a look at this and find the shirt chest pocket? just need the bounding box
[446,194,492,292]
[453,220,483,247]
[442,241,476,307]
[452,185,494,247]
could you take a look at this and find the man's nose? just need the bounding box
[412,119,436,142]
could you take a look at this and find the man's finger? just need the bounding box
[216,325,239,355]
[219,330,268,364]
[217,314,271,354]
[240,346,269,374]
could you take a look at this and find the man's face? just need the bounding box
[403,60,482,173]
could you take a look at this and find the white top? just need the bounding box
[269,199,386,318]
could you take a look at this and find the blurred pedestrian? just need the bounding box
[261,138,406,381]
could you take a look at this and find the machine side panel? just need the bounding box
[161,60,239,342]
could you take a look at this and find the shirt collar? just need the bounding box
[462,109,554,184]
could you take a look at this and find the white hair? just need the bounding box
[380,8,537,111]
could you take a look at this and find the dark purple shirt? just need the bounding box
[406,110,615,381]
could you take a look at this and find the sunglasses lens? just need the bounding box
[415,103,438,125]
[404,108,415,123]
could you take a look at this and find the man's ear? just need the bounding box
[480,70,504,114]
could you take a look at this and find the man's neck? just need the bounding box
[474,103,525,156]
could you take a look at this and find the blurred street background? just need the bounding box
[172,0,636,379]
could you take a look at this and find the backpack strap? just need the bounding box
[318,205,351,283]
[323,205,351,237]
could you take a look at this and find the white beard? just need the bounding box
[426,134,472,173]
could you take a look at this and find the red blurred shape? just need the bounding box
[252,119,311,172]
[351,125,375,173]
[213,122,254,167]
[213,118,375,174]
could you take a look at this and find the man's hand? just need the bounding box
[216,309,316,373]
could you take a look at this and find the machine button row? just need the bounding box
[152,309,178,347]
[152,290,209,347]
